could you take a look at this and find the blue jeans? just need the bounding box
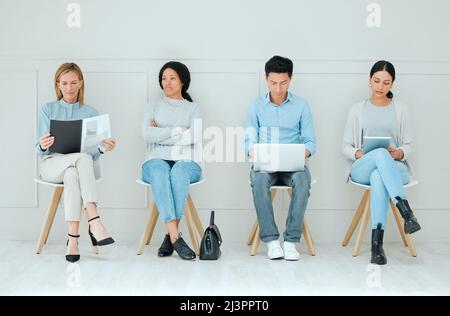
[351,148,410,230]
[250,167,311,243]
[142,159,202,222]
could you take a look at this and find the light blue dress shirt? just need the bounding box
[35,99,101,160]
[244,91,317,156]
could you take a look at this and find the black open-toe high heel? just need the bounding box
[66,234,80,263]
[88,216,115,246]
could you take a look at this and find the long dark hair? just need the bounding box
[158,61,193,102]
[370,60,396,99]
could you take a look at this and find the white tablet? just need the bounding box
[363,136,391,154]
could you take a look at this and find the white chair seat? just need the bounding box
[349,178,418,189]
[136,178,204,187]
[34,178,65,188]
[34,177,101,187]
[248,179,317,189]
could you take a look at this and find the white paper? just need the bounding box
[80,114,111,153]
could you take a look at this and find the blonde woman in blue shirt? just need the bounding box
[36,63,116,262]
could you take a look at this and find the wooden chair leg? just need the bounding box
[247,220,259,246]
[353,194,371,257]
[271,189,278,201]
[390,199,408,247]
[36,187,63,254]
[185,202,200,255]
[187,195,204,239]
[342,190,370,246]
[404,233,418,257]
[390,200,417,257]
[302,219,315,256]
[145,204,159,245]
[250,225,260,256]
[137,203,159,255]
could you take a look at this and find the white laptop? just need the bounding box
[253,143,305,172]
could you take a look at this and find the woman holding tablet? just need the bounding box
[342,60,421,265]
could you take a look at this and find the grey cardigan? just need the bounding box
[341,99,413,182]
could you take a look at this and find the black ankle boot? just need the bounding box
[158,234,174,257]
[371,223,387,265]
[172,234,196,260]
[395,197,421,234]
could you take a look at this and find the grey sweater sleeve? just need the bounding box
[157,104,202,146]
[142,103,183,144]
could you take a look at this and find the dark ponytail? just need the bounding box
[386,91,393,99]
[370,60,396,99]
[159,61,193,102]
[181,90,192,102]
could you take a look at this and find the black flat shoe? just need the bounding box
[88,216,115,246]
[158,234,174,257]
[172,234,196,260]
[370,224,387,265]
[395,197,421,234]
[66,233,80,263]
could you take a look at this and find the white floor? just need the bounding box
[1,241,449,296]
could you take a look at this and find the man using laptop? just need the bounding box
[244,56,316,261]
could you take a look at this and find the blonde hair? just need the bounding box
[54,62,85,105]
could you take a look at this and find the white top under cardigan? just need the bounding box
[341,99,414,182]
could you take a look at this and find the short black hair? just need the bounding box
[265,56,293,77]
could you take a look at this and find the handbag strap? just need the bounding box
[209,210,215,227]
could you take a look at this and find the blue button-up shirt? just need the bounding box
[244,91,316,156]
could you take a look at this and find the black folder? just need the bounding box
[49,119,83,154]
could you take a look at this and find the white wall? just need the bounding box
[1,0,449,245]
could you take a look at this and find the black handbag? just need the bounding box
[199,211,222,260]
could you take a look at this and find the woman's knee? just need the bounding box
[373,148,392,163]
[63,167,79,182]
[170,161,199,179]
[142,160,170,179]
[369,169,383,184]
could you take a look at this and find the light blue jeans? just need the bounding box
[142,159,201,222]
[351,148,410,230]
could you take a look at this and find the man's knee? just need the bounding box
[291,172,310,190]
[251,172,272,190]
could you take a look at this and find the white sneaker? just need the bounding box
[283,241,300,261]
[267,240,284,259]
